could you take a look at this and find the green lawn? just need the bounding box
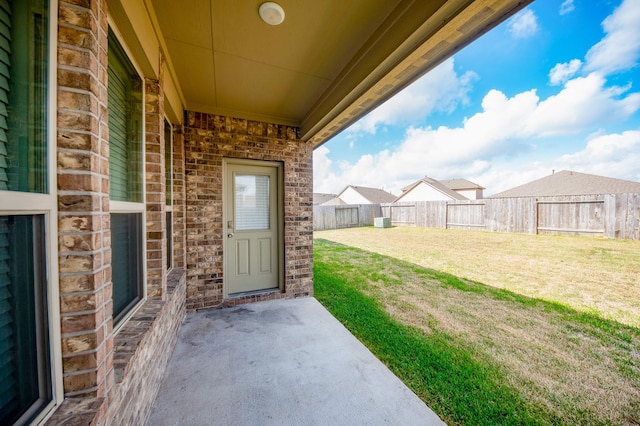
[317,227,640,328]
[314,230,640,425]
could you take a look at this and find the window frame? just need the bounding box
[0,0,63,423]
[110,211,144,324]
[107,21,146,333]
[164,118,173,271]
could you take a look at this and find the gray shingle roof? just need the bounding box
[440,178,485,190]
[320,197,346,206]
[490,170,640,198]
[313,193,337,205]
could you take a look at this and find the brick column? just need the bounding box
[145,78,167,298]
[57,0,113,398]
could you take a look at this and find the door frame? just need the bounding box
[222,158,284,298]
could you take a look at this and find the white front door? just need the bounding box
[224,160,282,296]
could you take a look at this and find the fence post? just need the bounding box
[533,198,540,235]
[444,202,448,229]
[604,194,616,238]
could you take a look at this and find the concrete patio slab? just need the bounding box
[147,297,444,425]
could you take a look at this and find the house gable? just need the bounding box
[395,177,469,202]
[396,181,460,202]
[337,185,396,204]
[339,186,376,204]
[441,179,485,200]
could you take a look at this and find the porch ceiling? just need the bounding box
[149,0,531,146]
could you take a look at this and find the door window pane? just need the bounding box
[235,174,269,231]
[0,214,51,425]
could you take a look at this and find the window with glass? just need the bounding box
[0,0,48,193]
[108,30,142,203]
[164,119,173,270]
[0,216,51,425]
[110,213,143,322]
[235,174,270,230]
[0,1,53,424]
[108,29,144,324]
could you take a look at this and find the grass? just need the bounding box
[316,227,640,328]
[313,231,640,425]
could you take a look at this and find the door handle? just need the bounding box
[227,233,234,238]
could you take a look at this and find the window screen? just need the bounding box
[235,174,270,231]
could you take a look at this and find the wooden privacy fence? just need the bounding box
[313,204,382,231]
[380,193,640,239]
[312,193,640,239]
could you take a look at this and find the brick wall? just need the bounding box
[145,78,167,299]
[57,0,113,400]
[47,270,186,425]
[48,1,188,424]
[183,112,314,310]
[102,270,186,425]
[171,127,187,270]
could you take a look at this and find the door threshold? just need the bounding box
[227,288,281,299]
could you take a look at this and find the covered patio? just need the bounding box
[2,1,532,425]
[146,298,444,425]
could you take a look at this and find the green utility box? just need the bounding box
[374,217,391,228]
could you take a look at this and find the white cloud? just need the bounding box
[347,58,477,135]
[313,146,344,194]
[314,74,640,194]
[507,9,539,39]
[548,59,582,85]
[313,1,640,196]
[585,0,640,75]
[560,0,575,15]
[471,164,553,196]
[474,130,640,195]
[526,73,640,136]
[559,130,640,180]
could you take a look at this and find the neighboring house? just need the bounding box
[322,197,347,206]
[490,170,640,198]
[330,185,396,205]
[395,177,483,202]
[0,1,529,425]
[313,193,337,205]
[441,178,485,200]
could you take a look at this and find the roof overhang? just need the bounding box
[116,0,532,146]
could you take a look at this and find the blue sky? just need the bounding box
[313,0,640,196]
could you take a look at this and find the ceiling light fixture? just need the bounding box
[259,2,285,26]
